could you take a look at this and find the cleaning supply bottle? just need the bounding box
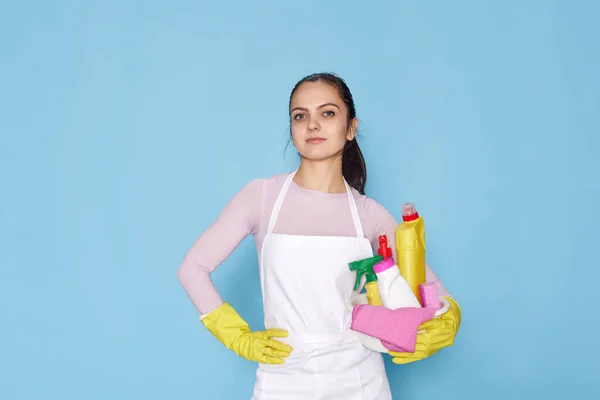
[373,235,421,309]
[395,202,427,305]
[348,255,383,306]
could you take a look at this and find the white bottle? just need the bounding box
[373,257,422,309]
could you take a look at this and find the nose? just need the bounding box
[308,116,320,132]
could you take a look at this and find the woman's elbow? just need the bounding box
[176,261,193,284]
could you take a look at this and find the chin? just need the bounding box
[300,150,338,162]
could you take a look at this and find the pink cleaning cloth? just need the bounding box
[350,304,436,352]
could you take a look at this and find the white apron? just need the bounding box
[252,170,392,399]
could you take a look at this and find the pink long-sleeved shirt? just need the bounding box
[177,172,451,315]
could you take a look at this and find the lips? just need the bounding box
[306,137,326,144]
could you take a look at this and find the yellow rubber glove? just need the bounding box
[201,302,293,364]
[389,296,462,364]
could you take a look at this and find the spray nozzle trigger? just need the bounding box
[348,255,383,291]
[378,235,393,259]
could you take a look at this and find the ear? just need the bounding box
[346,118,358,141]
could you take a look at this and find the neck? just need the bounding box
[294,156,346,194]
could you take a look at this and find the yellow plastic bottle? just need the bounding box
[349,255,383,306]
[365,279,383,306]
[395,202,427,305]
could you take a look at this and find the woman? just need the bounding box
[177,72,461,399]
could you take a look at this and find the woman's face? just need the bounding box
[289,81,357,162]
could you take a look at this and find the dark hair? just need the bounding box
[288,72,367,195]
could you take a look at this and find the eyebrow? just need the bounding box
[290,102,341,113]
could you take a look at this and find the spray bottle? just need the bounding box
[349,255,383,306]
[395,202,427,305]
[373,235,421,309]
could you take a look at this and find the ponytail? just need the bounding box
[342,138,367,195]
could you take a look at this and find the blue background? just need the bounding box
[1,1,598,399]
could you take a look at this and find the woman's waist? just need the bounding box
[258,329,375,373]
[278,329,357,346]
[264,305,354,338]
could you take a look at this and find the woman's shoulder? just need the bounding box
[350,188,399,241]
[350,188,392,216]
[221,173,290,234]
[241,172,289,194]
[233,172,290,209]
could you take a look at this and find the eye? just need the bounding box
[293,113,306,120]
[323,110,335,117]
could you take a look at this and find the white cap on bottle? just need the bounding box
[401,202,419,221]
[402,202,417,216]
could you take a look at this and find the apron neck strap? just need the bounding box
[343,179,365,238]
[267,169,365,238]
[267,170,296,234]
